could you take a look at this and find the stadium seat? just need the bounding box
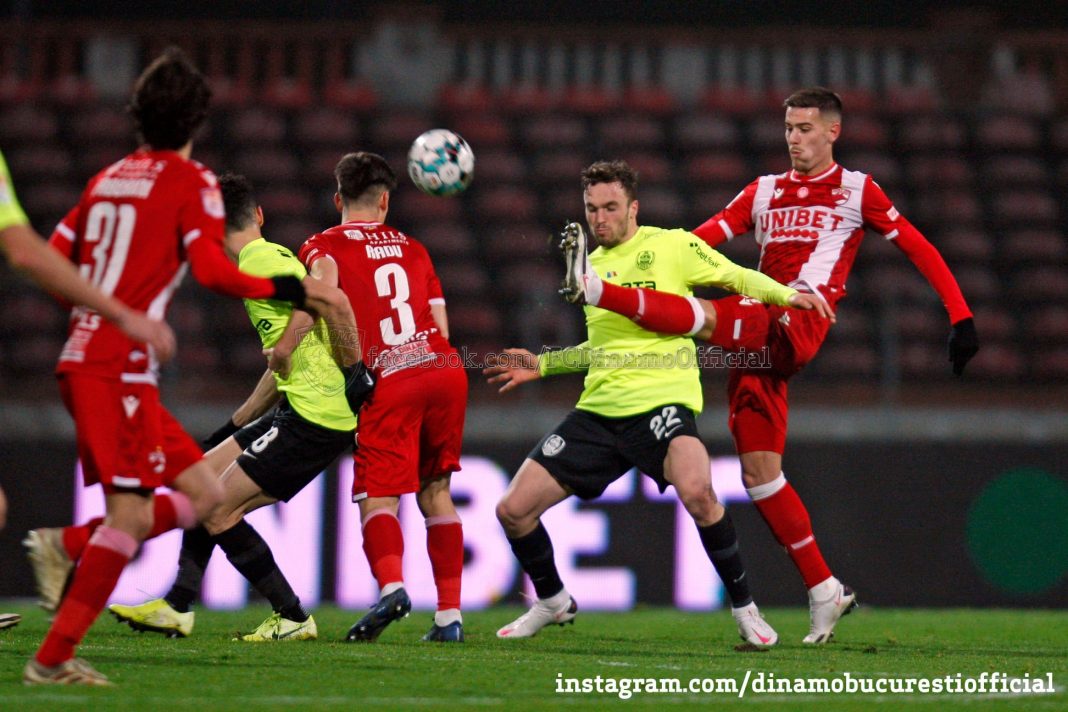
[413,223,476,260]
[673,114,740,150]
[968,306,1017,342]
[442,113,511,148]
[897,115,965,151]
[481,223,554,265]
[234,148,301,184]
[1023,305,1068,343]
[442,299,504,340]
[293,108,360,146]
[229,107,288,146]
[841,115,889,149]
[809,342,879,377]
[980,155,1048,186]
[684,153,750,184]
[4,146,73,181]
[392,190,464,222]
[522,114,588,149]
[990,190,1059,225]
[474,185,540,222]
[749,116,789,150]
[597,116,666,149]
[1011,265,1068,301]
[1033,346,1068,380]
[906,156,972,187]
[634,187,686,227]
[620,152,673,184]
[369,111,436,148]
[472,149,527,183]
[955,342,1025,379]
[433,262,491,299]
[950,266,1000,302]
[68,105,129,142]
[0,105,58,142]
[530,152,591,186]
[998,229,1068,264]
[258,187,313,220]
[933,227,995,264]
[974,115,1042,151]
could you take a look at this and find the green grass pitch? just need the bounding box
[0,602,1065,710]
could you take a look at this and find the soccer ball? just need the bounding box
[407,129,474,197]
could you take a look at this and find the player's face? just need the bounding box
[584,182,638,247]
[785,107,840,175]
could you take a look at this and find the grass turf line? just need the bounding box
[0,603,1064,710]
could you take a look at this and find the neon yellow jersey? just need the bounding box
[540,225,796,417]
[238,238,356,432]
[0,150,30,232]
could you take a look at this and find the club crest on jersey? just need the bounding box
[831,187,852,205]
[344,229,366,240]
[200,188,224,219]
[542,434,566,457]
[636,251,655,270]
[797,187,810,199]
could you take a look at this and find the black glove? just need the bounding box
[948,317,979,376]
[341,362,376,415]
[270,275,306,309]
[203,418,241,450]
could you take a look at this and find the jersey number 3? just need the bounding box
[374,263,416,345]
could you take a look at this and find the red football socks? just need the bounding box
[61,491,197,561]
[362,510,405,589]
[750,477,833,589]
[425,516,463,611]
[36,526,137,666]
[596,282,703,335]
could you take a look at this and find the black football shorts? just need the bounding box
[528,403,699,500]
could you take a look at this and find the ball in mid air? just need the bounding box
[407,129,474,197]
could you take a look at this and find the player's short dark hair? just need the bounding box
[783,87,843,118]
[581,160,639,202]
[218,173,257,233]
[127,46,211,150]
[335,152,397,207]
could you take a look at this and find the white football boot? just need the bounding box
[497,592,578,638]
[732,602,779,646]
[803,577,858,644]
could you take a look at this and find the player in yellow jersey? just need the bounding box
[484,160,831,646]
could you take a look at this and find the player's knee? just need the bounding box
[675,482,719,522]
[191,478,224,522]
[495,497,528,535]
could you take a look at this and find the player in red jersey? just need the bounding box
[562,87,979,644]
[281,152,467,642]
[21,48,338,686]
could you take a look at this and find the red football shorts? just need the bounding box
[59,373,203,491]
[352,361,467,500]
[710,295,832,454]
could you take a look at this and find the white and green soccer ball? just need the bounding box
[407,129,474,197]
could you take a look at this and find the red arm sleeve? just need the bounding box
[180,167,274,300]
[416,241,445,302]
[691,179,758,248]
[862,176,973,324]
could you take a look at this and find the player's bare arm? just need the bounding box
[483,348,541,393]
[231,368,282,427]
[430,303,450,340]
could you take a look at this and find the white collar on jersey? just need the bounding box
[788,162,840,183]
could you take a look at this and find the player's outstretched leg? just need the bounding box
[559,222,591,304]
[23,528,75,613]
[803,577,858,645]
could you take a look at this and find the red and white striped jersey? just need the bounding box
[49,149,276,384]
[696,163,902,307]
